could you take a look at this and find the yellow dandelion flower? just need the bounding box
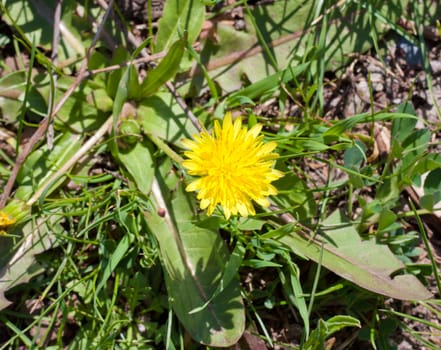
[182,112,284,219]
[0,211,16,235]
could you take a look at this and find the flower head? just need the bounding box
[0,211,16,235]
[182,112,284,219]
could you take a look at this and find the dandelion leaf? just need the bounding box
[2,0,88,63]
[279,210,432,300]
[143,179,245,347]
[137,92,199,148]
[0,217,58,310]
[115,140,155,194]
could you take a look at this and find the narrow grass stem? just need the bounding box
[408,199,441,296]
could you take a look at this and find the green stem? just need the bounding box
[147,133,184,164]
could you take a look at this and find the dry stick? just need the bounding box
[0,0,115,209]
[86,51,168,76]
[0,51,172,100]
[47,0,62,150]
[310,0,347,26]
[27,117,113,206]
[166,81,203,133]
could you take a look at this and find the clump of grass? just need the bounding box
[0,1,440,349]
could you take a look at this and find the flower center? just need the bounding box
[208,159,239,180]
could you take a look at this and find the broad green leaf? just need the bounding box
[423,168,441,195]
[378,209,398,233]
[143,179,245,346]
[419,193,439,212]
[303,315,360,350]
[400,129,431,180]
[54,77,110,133]
[358,199,383,233]
[2,0,87,63]
[0,213,60,310]
[95,233,132,297]
[15,132,82,201]
[189,242,245,314]
[106,47,132,99]
[376,176,401,204]
[112,66,131,129]
[115,140,155,195]
[278,210,432,300]
[225,63,309,107]
[391,102,417,143]
[419,169,441,211]
[344,141,367,188]
[414,153,441,175]
[139,39,186,98]
[137,92,199,148]
[344,141,366,170]
[0,70,54,123]
[0,70,109,133]
[88,88,113,112]
[0,70,27,124]
[237,217,265,231]
[155,0,205,52]
[401,129,430,161]
[272,168,317,220]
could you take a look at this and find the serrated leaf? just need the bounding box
[279,210,432,300]
[143,179,245,346]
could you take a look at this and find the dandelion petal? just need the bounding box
[182,113,284,219]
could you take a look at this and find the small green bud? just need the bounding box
[119,118,141,145]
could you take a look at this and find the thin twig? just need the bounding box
[86,51,168,76]
[166,81,202,132]
[47,0,62,150]
[26,116,113,206]
[0,0,116,209]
